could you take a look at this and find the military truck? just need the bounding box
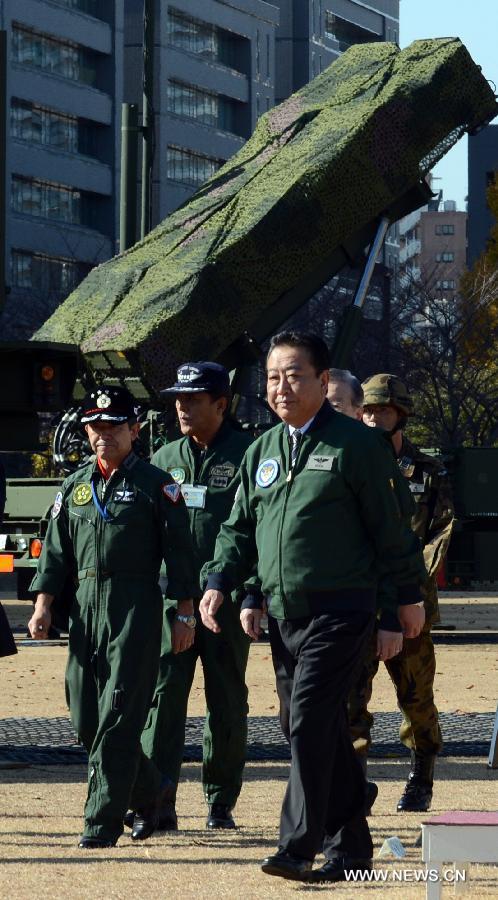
[1,37,498,598]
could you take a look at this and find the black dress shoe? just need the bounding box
[307,856,372,883]
[123,809,134,829]
[206,804,236,830]
[261,850,312,881]
[131,779,176,841]
[78,836,116,849]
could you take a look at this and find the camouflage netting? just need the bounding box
[35,38,497,395]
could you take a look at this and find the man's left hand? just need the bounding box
[377,629,403,661]
[199,590,224,633]
[398,603,425,638]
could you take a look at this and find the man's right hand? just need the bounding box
[28,594,54,639]
[199,590,224,633]
[398,603,425,638]
[240,608,264,641]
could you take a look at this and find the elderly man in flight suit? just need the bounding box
[198,332,426,884]
[28,386,195,848]
[349,374,454,812]
[129,362,252,839]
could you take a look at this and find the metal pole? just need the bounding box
[120,103,139,252]
[352,216,390,309]
[140,0,154,240]
[331,216,390,368]
[0,31,7,313]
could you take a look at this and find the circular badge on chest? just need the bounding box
[255,458,280,488]
[72,483,92,505]
[168,467,186,485]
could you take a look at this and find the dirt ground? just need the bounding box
[1,595,498,898]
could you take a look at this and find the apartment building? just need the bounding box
[123,0,279,222]
[0,0,123,339]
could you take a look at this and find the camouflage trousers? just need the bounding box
[348,624,443,756]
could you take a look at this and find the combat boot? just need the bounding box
[397,751,436,812]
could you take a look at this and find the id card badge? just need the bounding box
[181,484,207,509]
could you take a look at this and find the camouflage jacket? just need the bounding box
[398,437,455,623]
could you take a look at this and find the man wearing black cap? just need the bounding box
[28,385,196,848]
[132,362,252,836]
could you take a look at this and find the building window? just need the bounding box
[11,249,90,297]
[11,175,100,228]
[167,8,244,73]
[10,98,99,157]
[266,32,271,78]
[12,24,98,87]
[167,146,224,187]
[435,279,456,290]
[436,252,455,262]
[435,223,455,235]
[167,80,238,134]
[324,13,380,51]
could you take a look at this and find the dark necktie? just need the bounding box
[291,430,302,468]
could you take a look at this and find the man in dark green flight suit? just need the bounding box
[131,362,252,838]
[28,386,195,848]
[349,374,454,812]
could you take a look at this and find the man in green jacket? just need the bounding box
[28,386,195,848]
[131,362,252,838]
[199,332,426,884]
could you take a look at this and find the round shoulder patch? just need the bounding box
[51,491,63,519]
[255,458,280,488]
[168,466,186,485]
[72,483,92,506]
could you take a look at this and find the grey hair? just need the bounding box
[328,368,364,407]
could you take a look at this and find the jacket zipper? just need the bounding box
[276,434,303,617]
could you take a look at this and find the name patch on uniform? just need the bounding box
[409,482,425,494]
[72,483,92,506]
[168,467,186,485]
[306,455,336,472]
[163,482,181,503]
[181,484,207,508]
[209,475,229,488]
[113,490,136,503]
[256,458,279,488]
[52,491,63,518]
[209,463,236,479]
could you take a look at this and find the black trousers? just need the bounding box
[268,610,375,862]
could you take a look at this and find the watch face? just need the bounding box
[177,614,196,628]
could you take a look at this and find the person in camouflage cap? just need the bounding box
[348,374,454,812]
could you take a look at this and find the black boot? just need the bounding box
[397,751,436,812]
[358,755,378,816]
[206,804,236,829]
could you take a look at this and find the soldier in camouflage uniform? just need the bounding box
[348,374,454,812]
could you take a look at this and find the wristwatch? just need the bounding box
[175,613,196,629]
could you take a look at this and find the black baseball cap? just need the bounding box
[161,362,230,395]
[80,385,140,424]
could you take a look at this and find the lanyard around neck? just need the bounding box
[91,478,113,522]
